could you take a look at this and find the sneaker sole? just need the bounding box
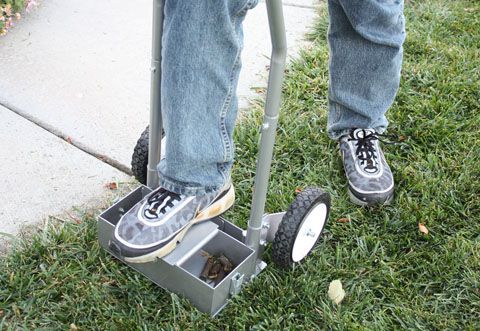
[348,188,394,207]
[123,185,235,264]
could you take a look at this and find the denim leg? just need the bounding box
[327,0,406,139]
[158,0,258,195]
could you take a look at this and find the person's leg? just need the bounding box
[159,0,259,196]
[327,0,406,139]
[111,0,259,262]
[327,0,406,206]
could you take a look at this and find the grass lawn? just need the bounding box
[1,0,479,329]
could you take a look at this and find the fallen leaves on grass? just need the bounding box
[295,187,302,194]
[105,182,118,190]
[419,223,429,235]
[328,279,346,305]
[337,217,350,223]
[253,87,266,94]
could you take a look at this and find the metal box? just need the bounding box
[98,185,263,316]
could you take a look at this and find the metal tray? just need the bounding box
[98,185,262,316]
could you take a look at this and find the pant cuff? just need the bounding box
[327,100,388,140]
[159,173,230,196]
[158,174,223,196]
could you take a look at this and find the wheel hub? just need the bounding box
[291,203,327,262]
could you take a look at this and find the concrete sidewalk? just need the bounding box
[0,0,320,241]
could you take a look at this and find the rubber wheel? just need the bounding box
[131,126,150,184]
[272,187,331,269]
[131,126,165,185]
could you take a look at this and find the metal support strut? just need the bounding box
[245,0,287,276]
[146,0,165,189]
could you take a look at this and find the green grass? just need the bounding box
[1,0,479,329]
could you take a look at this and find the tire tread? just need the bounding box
[272,187,330,269]
[131,126,150,185]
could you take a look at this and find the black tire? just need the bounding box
[272,187,331,269]
[131,126,150,184]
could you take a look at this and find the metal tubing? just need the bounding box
[245,0,287,272]
[146,0,165,189]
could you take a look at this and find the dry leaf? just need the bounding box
[328,279,346,305]
[70,323,78,331]
[337,217,350,223]
[295,188,302,194]
[105,182,118,190]
[418,223,429,235]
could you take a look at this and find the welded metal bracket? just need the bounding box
[261,212,285,243]
[229,273,244,297]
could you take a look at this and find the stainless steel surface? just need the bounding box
[261,212,285,243]
[229,273,244,296]
[146,0,165,189]
[246,0,287,275]
[166,222,219,266]
[98,185,266,316]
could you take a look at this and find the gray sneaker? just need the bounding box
[339,128,394,206]
[110,184,235,263]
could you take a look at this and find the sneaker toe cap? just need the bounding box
[109,235,166,259]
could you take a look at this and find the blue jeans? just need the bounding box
[158,0,406,195]
[327,0,406,139]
